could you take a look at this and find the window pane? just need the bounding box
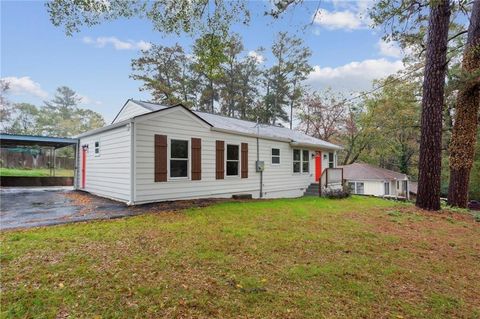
[302,162,309,173]
[302,150,309,161]
[293,149,300,161]
[227,145,239,160]
[384,182,389,195]
[272,148,280,156]
[293,162,301,173]
[95,141,99,147]
[329,152,334,161]
[329,162,334,168]
[170,160,188,177]
[171,140,188,158]
[356,182,364,194]
[348,182,355,193]
[226,161,238,175]
[272,156,280,164]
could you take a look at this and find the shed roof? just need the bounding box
[0,133,78,149]
[129,100,342,150]
[340,163,408,181]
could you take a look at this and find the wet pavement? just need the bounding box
[0,187,129,230]
[0,187,228,230]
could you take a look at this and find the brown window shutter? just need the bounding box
[241,142,248,178]
[191,138,201,180]
[154,134,167,182]
[216,140,225,179]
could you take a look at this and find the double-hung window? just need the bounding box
[302,150,309,173]
[356,182,364,194]
[349,182,365,194]
[170,139,188,178]
[272,148,280,164]
[94,141,100,156]
[293,149,301,173]
[226,144,239,176]
[384,182,390,195]
[328,152,335,168]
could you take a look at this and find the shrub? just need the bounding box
[323,187,350,199]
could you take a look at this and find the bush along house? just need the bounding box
[75,99,343,205]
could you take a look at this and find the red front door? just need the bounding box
[315,152,322,182]
[81,148,87,189]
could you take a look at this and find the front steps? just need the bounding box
[304,183,321,196]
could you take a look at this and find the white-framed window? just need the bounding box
[272,148,280,165]
[226,144,239,176]
[348,182,355,193]
[328,152,335,168]
[94,141,100,156]
[356,182,364,194]
[384,182,390,195]
[349,181,365,194]
[293,149,301,173]
[170,139,189,178]
[302,150,309,173]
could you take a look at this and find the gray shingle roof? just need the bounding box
[130,100,342,150]
[340,162,408,181]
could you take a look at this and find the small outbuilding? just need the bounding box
[340,162,410,199]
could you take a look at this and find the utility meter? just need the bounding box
[256,161,265,172]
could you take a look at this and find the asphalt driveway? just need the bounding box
[0,187,129,230]
[0,187,226,230]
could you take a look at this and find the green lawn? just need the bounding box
[0,167,74,177]
[1,196,479,318]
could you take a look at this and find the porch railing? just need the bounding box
[319,167,344,196]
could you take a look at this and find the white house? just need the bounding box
[75,99,342,205]
[340,163,410,199]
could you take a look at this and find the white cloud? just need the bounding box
[307,58,404,92]
[313,1,372,31]
[377,39,402,58]
[314,9,365,30]
[248,51,265,64]
[82,36,152,51]
[1,76,48,99]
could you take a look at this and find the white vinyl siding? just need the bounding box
[113,101,151,124]
[133,107,323,204]
[78,125,131,202]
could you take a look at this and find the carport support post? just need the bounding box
[53,147,56,177]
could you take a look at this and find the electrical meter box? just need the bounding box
[256,161,265,172]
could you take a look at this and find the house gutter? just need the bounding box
[210,127,291,143]
[289,141,343,151]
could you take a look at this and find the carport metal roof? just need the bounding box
[0,133,78,149]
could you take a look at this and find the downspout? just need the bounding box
[128,120,135,205]
[74,139,80,189]
[257,121,263,198]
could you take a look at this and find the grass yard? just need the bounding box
[1,196,479,318]
[0,167,74,177]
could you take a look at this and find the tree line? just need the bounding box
[130,32,312,128]
[1,84,105,137]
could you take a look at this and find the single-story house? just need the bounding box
[340,162,410,199]
[75,99,342,205]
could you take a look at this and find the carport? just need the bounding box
[0,133,78,186]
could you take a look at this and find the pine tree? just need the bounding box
[447,0,480,207]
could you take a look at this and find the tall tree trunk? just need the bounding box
[447,0,480,208]
[416,0,451,211]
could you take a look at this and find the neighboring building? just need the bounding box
[75,99,342,205]
[340,162,410,199]
[409,181,418,201]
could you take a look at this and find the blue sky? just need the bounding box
[1,0,405,122]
